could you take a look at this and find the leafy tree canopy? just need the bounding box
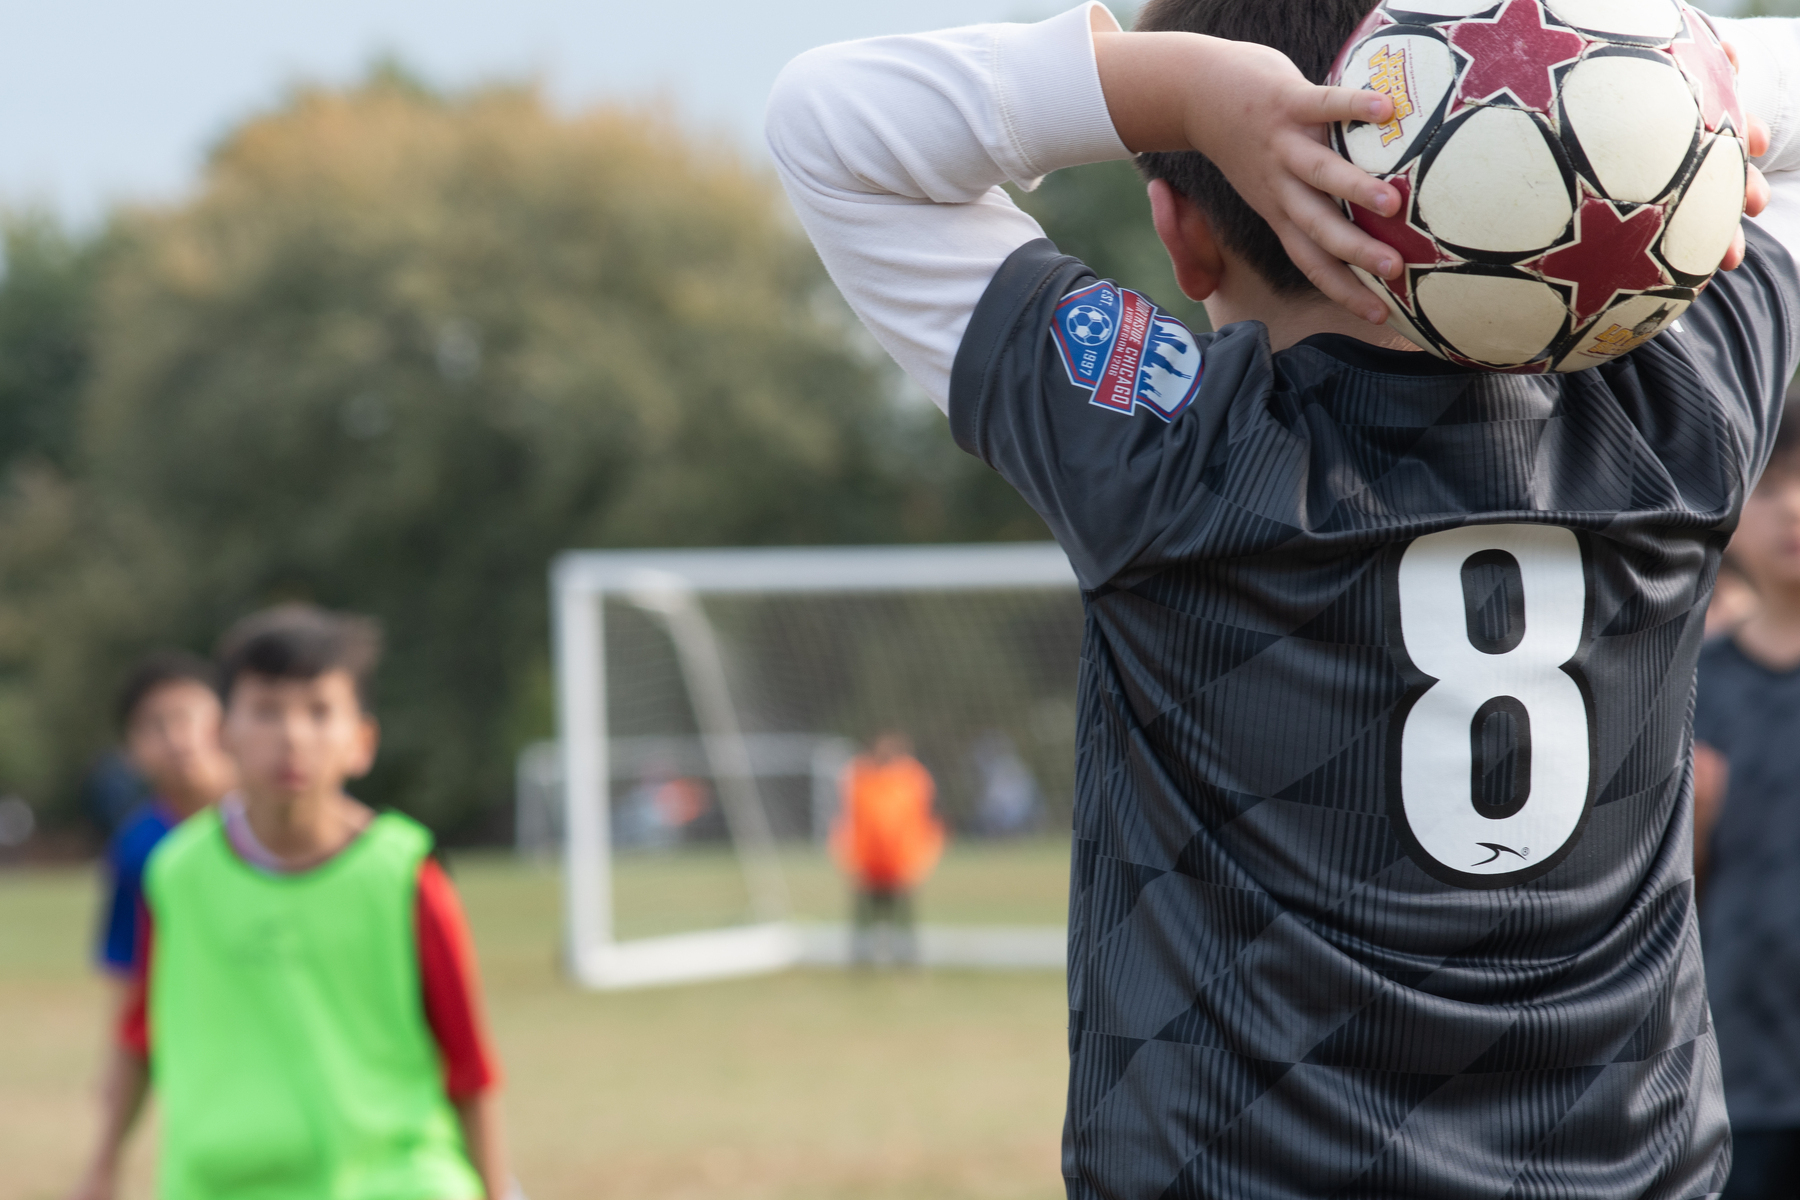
[0,73,1041,835]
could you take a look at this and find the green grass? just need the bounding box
[0,839,1072,1200]
[592,837,1072,939]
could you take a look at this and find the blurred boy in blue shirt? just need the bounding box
[95,652,236,980]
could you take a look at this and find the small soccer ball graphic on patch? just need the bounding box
[1327,0,1748,373]
[1066,305,1116,346]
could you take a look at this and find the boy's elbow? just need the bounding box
[764,45,849,163]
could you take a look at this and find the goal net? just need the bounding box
[551,543,1083,989]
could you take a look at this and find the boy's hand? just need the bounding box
[1098,28,1774,314]
[1719,42,1770,274]
[1095,30,1403,324]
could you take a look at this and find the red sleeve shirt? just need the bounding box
[118,858,500,1099]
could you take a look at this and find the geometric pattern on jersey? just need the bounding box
[949,232,1800,1199]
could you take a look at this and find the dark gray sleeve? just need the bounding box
[947,239,1266,590]
[1643,224,1800,489]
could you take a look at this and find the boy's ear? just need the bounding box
[1148,180,1225,303]
[347,714,381,780]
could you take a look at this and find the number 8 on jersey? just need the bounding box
[1387,524,1596,889]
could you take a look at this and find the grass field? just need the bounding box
[0,838,1071,1200]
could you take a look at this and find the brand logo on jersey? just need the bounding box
[1366,44,1416,146]
[1052,282,1203,421]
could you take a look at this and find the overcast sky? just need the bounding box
[0,0,1056,224]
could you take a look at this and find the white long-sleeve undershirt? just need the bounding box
[767,6,1800,413]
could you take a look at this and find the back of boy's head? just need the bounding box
[116,650,220,732]
[216,603,382,709]
[1134,0,1380,296]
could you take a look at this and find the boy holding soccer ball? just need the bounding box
[70,605,512,1200]
[769,0,1800,1194]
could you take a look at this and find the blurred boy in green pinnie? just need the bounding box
[71,604,513,1200]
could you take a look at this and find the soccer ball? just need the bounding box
[1067,305,1115,346]
[1329,0,1748,372]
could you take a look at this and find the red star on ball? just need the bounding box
[1670,16,1745,133]
[1530,197,1668,324]
[1349,174,1448,311]
[1449,0,1589,114]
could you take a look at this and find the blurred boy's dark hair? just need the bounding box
[1134,0,1379,296]
[116,650,220,732]
[216,603,383,708]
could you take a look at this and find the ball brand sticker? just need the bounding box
[1578,302,1676,360]
[1365,44,1416,145]
[1052,283,1202,422]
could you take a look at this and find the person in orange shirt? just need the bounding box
[832,732,944,966]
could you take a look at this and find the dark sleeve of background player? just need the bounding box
[1639,223,1800,487]
[416,858,501,1099]
[947,239,1267,591]
[1691,644,1738,758]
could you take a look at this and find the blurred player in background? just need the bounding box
[833,732,944,966]
[95,651,235,986]
[1695,385,1800,1200]
[72,652,235,1199]
[70,604,513,1200]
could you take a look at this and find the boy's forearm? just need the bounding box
[72,1048,148,1196]
[765,4,1130,410]
[453,1092,510,1200]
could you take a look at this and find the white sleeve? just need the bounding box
[765,3,1133,413]
[1715,16,1800,261]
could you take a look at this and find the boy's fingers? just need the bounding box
[1280,225,1393,324]
[1721,225,1747,272]
[1747,163,1770,219]
[1301,84,1393,128]
[1285,185,1402,280]
[1293,142,1400,217]
[1747,114,1771,160]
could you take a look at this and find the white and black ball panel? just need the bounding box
[1326,0,1722,370]
[1416,107,1575,256]
[1415,270,1569,365]
[1542,0,1683,41]
[1338,30,1460,174]
[1660,134,1746,280]
[1559,52,1700,203]
[1351,263,1446,358]
[1552,290,1692,371]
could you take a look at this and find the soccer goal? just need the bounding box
[551,543,1082,989]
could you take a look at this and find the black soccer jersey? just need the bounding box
[950,228,1800,1198]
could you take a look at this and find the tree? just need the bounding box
[0,75,1042,834]
[0,214,102,475]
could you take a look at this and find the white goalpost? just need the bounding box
[551,542,1081,990]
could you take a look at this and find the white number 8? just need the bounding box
[1391,524,1593,887]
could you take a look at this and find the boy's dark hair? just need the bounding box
[216,603,383,708]
[1135,0,1380,296]
[116,650,220,731]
